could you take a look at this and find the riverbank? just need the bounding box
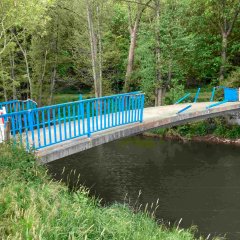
[143,132,240,146]
[143,118,240,146]
[0,143,211,239]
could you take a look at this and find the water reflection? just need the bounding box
[48,136,240,239]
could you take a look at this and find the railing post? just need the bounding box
[4,118,11,142]
[194,88,201,103]
[140,94,145,123]
[210,87,216,102]
[27,110,35,149]
[87,102,91,137]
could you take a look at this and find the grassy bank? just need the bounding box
[0,143,212,240]
[146,117,240,142]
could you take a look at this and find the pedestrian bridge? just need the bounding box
[0,89,239,163]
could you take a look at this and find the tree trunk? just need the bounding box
[96,5,103,97]
[155,87,165,106]
[14,33,33,99]
[220,32,228,82]
[86,0,101,98]
[0,56,7,101]
[39,50,48,106]
[9,51,17,99]
[154,0,163,106]
[124,22,138,92]
[124,0,153,92]
[49,65,56,105]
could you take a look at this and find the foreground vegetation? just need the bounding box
[0,143,217,240]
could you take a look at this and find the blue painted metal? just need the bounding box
[0,99,37,113]
[175,93,191,104]
[206,100,228,109]
[177,104,192,114]
[210,87,216,102]
[194,88,201,103]
[0,92,144,150]
[224,88,239,102]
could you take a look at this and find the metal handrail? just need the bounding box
[0,92,145,150]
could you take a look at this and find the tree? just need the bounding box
[123,0,153,91]
[86,0,103,97]
[204,0,240,81]
[0,0,55,100]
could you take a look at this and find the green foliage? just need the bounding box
[0,143,206,239]
[151,118,240,140]
[165,82,185,104]
[223,67,240,88]
[0,0,240,104]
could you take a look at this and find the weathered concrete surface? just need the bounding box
[37,102,240,163]
[226,111,240,125]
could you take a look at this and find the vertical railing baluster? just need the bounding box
[68,105,72,139]
[115,97,118,126]
[63,106,67,140]
[118,96,121,125]
[47,108,52,146]
[96,100,99,131]
[23,113,29,150]
[73,104,76,137]
[108,98,110,128]
[42,110,47,147]
[131,95,134,122]
[100,100,102,130]
[137,95,140,121]
[36,110,41,148]
[134,96,138,122]
[87,102,91,137]
[27,110,35,149]
[11,114,16,142]
[77,103,81,136]
[53,108,57,143]
[58,107,62,142]
[111,98,114,127]
[18,113,23,145]
[140,94,145,123]
[81,102,85,135]
[121,96,124,124]
[127,96,131,123]
[92,101,95,132]
[104,99,107,129]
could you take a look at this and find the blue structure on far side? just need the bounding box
[224,88,239,102]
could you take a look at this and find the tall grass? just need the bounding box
[0,143,218,239]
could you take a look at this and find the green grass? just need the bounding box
[53,93,94,105]
[0,143,218,240]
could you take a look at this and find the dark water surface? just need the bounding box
[47,136,240,239]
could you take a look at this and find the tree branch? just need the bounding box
[121,0,154,10]
[227,2,240,36]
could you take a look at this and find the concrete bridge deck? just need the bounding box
[37,101,240,163]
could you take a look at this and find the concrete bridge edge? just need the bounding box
[37,107,240,164]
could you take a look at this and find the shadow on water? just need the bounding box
[47,136,240,240]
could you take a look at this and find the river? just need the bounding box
[47,136,240,239]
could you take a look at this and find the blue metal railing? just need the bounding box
[0,99,37,113]
[175,93,191,104]
[0,92,145,150]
